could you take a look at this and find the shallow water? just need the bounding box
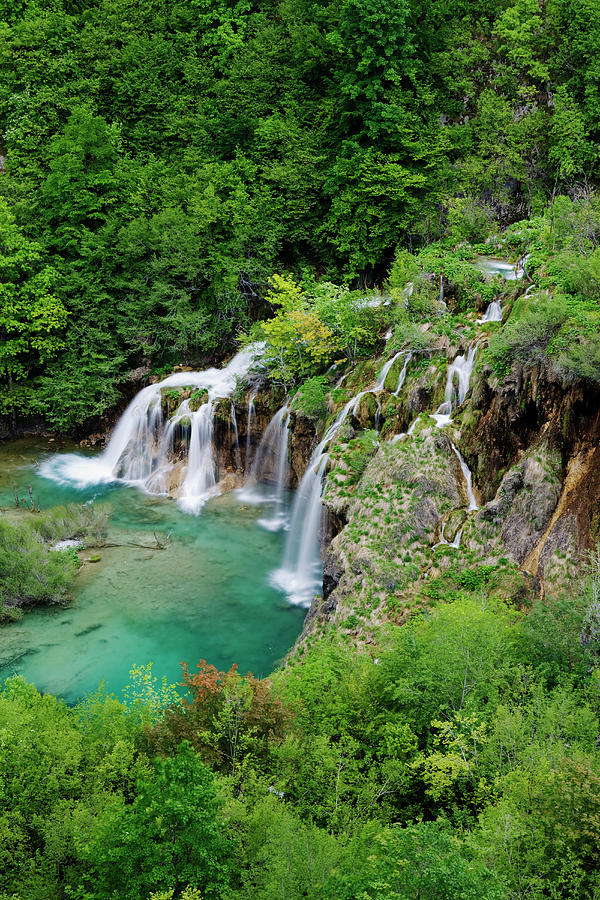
[0,439,305,703]
[473,256,520,280]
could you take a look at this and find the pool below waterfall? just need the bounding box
[0,439,306,704]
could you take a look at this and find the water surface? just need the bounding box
[0,439,305,703]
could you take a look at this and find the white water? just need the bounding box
[179,401,217,513]
[241,406,291,532]
[245,390,257,471]
[393,352,412,395]
[374,351,406,391]
[445,343,478,407]
[430,342,478,428]
[271,367,388,605]
[40,345,262,514]
[430,402,453,429]
[271,451,329,606]
[230,402,242,470]
[432,521,464,551]
[478,300,503,323]
[451,442,478,511]
[474,256,525,281]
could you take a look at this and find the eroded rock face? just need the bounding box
[315,425,462,636]
[292,350,600,650]
[288,410,317,488]
[462,360,600,585]
[476,443,563,564]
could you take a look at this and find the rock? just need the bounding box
[314,425,461,638]
[354,392,379,428]
[126,366,150,382]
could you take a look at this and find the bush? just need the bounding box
[487,296,569,377]
[0,519,79,613]
[32,503,110,546]
[547,249,600,300]
[292,376,329,422]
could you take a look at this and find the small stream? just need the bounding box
[0,439,305,703]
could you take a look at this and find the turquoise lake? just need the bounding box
[0,439,305,704]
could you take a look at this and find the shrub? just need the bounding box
[292,376,329,422]
[487,296,569,377]
[0,519,79,612]
[32,503,110,546]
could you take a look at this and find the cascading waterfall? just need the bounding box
[451,442,478,511]
[271,451,330,606]
[272,350,410,606]
[474,256,526,281]
[374,350,406,391]
[433,522,463,550]
[242,405,291,531]
[245,391,257,471]
[271,393,367,605]
[431,343,478,427]
[478,299,503,323]
[446,343,478,406]
[230,402,242,470]
[178,401,217,512]
[394,352,412,396]
[40,345,262,514]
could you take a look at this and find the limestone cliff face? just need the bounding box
[297,352,600,645]
[462,361,600,586]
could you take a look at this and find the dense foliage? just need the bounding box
[2,553,600,898]
[0,0,599,428]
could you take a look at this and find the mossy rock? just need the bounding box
[444,508,466,542]
[188,388,208,412]
[354,392,379,428]
[161,386,195,417]
[214,398,233,423]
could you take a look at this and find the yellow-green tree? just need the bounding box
[261,274,340,387]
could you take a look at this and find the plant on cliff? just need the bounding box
[260,275,340,386]
[292,376,329,422]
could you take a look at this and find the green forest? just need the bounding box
[0,0,599,429]
[2,0,600,898]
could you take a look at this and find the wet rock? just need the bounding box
[354,392,379,428]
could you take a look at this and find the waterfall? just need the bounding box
[477,300,502,323]
[374,350,406,391]
[430,343,478,428]
[271,451,329,606]
[271,387,371,606]
[439,275,444,304]
[40,344,262,512]
[230,402,242,470]
[393,352,412,396]
[245,391,257,472]
[433,521,464,550]
[474,256,525,280]
[243,406,291,531]
[451,442,478,511]
[179,401,217,513]
[445,343,477,406]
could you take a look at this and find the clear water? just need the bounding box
[0,439,305,703]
